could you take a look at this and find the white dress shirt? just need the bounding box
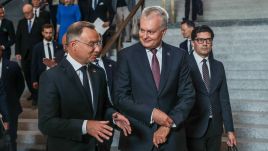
[193,51,211,78]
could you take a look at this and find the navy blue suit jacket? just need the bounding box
[31,41,59,83]
[0,80,8,122]
[114,42,195,151]
[185,53,234,138]
[1,59,25,117]
[102,56,116,102]
[0,18,15,59]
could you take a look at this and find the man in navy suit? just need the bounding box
[0,5,15,60]
[179,20,195,54]
[0,80,8,132]
[114,6,195,151]
[186,25,237,151]
[32,0,51,24]
[38,21,131,151]
[31,23,60,106]
[15,4,44,104]
[0,43,25,151]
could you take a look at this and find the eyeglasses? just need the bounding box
[76,40,102,49]
[194,38,213,44]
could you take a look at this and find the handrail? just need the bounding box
[102,0,145,55]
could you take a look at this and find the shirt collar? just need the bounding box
[193,50,209,64]
[66,54,85,71]
[145,45,163,54]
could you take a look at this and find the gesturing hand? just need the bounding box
[113,112,132,136]
[152,108,173,127]
[153,126,171,148]
[86,120,113,143]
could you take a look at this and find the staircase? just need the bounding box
[164,24,268,151]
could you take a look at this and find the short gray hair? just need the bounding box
[66,21,95,44]
[141,6,169,29]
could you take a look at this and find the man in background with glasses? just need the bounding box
[38,21,131,151]
[185,25,237,151]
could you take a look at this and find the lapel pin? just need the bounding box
[108,64,112,67]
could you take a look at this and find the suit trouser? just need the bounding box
[184,0,198,21]
[116,6,131,41]
[8,115,19,151]
[187,119,222,151]
[21,59,38,104]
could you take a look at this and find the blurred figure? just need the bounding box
[179,20,195,54]
[0,80,8,133]
[0,5,15,60]
[56,0,81,45]
[112,0,136,42]
[0,35,25,151]
[184,0,198,21]
[32,0,51,24]
[46,0,60,30]
[186,25,237,151]
[15,4,44,106]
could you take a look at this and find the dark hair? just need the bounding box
[181,20,195,28]
[66,21,95,44]
[191,25,214,41]
[42,24,54,31]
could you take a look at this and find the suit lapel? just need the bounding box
[88,64,99,117]
[209,59,220,93]
[1,59,8,81]
[158,42,172,93]
[60,59,94,114]
[136,43,158,92]
[189,54,208,94]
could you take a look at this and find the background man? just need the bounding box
[0,4,15,60]
[186,25,237,151]
[38,21,131,151]
[179,20,195,54]
[0,39,25,151]
[114,6,195,151]
[15,4,44,104]
[32,0,51,24]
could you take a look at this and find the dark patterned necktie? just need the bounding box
[202,59,212,117]
[94,59,100,67]
[151,49,160,90]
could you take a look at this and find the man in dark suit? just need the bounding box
[38,21,131,151]
[15,4,44,104]
[184,0,198,21]
[114,6,195,151]
[0,5,15,60]
[31,24,59,106]
[186,25,237,151]
[0,80,8,133]
[179,20,195,54]
[32,0,51,24]
[0,43,25,151]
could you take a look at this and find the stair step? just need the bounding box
[18,119,38,131]
[17,144,45,151]
[224,61,268,70]
[235,124,268,140]
[233,111,268,125]
[229,89,268,101]
[227,79,268,89]
[226,70,268,80]
[19,108,38,119]
[231,99,268,112]
[221,137,268,151]
[17,130,45,144]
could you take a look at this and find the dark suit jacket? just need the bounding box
[0,80,8,122]
[31,41,59,83]
[38,58,116,151]
[114,42,195,151]
[15,17,44,60]
[102,56,116,102]
[185,53,234,138]
[38,9,51,24]
[179,39,188,53]
[1,59,25,117]
[0,18,15,59]
[87,0,114,23]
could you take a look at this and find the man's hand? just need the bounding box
[152,108,173,127]
[3,122,9,130]
[153,126,170,148]
[113,112,132,136]
[32,82,39,89]
[227,132,237,147]
[16,54,22,61]
[86,120,113,143]
[43,58,57,67]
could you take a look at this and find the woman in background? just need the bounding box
[56,0,81,45]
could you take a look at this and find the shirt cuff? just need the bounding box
[150,111,154,124]
[82,120,87,134]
